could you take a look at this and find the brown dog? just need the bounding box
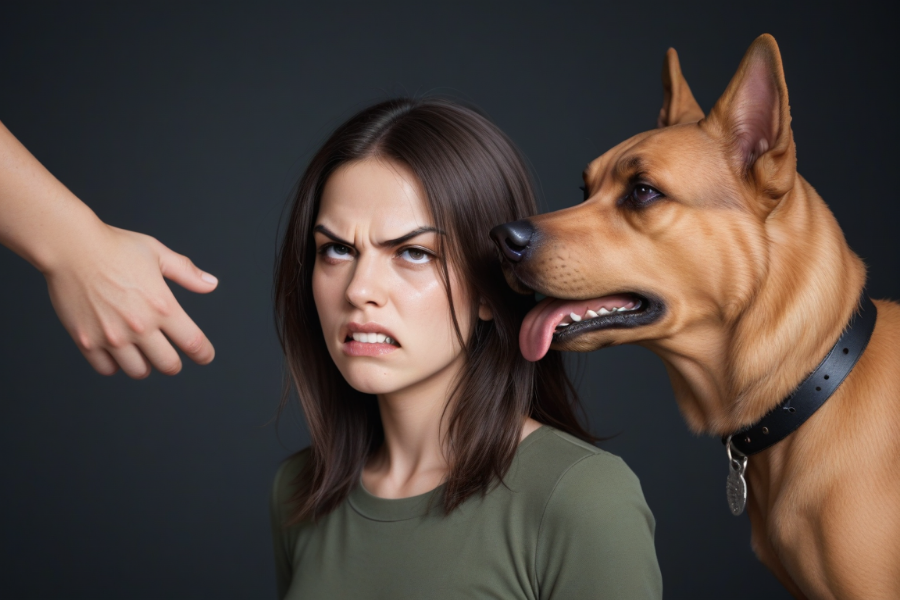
[491,35,900,599]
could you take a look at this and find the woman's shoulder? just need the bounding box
[524,429,662,597]
[271,448,312,509]
[514,426,653,530]
[518,426,643,493]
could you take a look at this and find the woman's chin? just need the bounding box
[346,380,402,397]
[337,365,407,396]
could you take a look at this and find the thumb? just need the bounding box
[158,245,218,294]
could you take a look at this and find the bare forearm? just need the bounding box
[0,119,103,273]
[0,117,217,378]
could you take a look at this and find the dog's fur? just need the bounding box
[501,35,900,599]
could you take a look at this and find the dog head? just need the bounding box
[492,35,797,363]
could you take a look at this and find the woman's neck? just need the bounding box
[361,353,543,499]
[361,354,463,499]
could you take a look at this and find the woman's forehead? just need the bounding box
[317,158,435,236]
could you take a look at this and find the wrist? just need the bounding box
[31,200,107,275]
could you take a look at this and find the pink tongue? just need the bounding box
[519,295,634,362]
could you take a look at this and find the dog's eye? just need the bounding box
[579,185,589,202]
[624,184,663,208]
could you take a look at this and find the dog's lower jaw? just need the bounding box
[554,335,614,354]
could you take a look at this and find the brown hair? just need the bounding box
[275,97,593,521]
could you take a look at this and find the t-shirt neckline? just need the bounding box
[348,425,550,522]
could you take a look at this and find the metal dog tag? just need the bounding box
[725,437,748,516]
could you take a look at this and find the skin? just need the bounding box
[313,157,539,499]
[0,119,217,378]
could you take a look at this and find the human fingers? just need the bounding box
[161,309,215,365]
[107,344,152,380]
[137,330,184,376]
[157,243,218,294]
[77,345,120,376]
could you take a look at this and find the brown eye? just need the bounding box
[322,243,354,261]
[624,184,663,208]
[399,247,432,265]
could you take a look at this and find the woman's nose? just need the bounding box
[344,256,388,308]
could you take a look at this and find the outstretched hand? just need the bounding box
[44,223,218,378]
[1,118,218,378]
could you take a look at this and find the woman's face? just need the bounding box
[312,157,478,397]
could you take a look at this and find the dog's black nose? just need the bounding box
[490,220,535,263]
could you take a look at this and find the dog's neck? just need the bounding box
[648,177,867,436]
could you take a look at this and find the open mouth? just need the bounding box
[552,293,652,335]
[344,332,398,346]
[342,332,400,357]
[520,292,664,361]
[342,322,401,357]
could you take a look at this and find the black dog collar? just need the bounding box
[725,293,877,456]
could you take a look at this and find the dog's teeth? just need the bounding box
[569,313,582,322]
[598,307,611,316]
[586,310,599,318]
[557,322,570,328]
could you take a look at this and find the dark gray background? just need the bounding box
[1,1,897,598]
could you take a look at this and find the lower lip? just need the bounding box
[343,341,399,356]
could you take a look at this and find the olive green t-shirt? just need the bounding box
[270,426,662,599]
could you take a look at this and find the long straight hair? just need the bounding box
[275,98,593,522]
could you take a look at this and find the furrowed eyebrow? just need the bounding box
[379,226,443,247]
[313,225,443,248]
[314,225,353,247]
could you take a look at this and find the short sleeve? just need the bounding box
[535,453,662,600]
[270,452,308,599]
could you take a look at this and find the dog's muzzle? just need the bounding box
[490,219,535,263]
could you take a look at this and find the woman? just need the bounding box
[271,98,662,599]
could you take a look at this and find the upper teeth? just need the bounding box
[557,300,642,329]
[352,332,393,344]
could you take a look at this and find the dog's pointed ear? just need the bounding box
[657,48,705,128]
[703,34,796,199]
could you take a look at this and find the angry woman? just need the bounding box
[271,98,661,599]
